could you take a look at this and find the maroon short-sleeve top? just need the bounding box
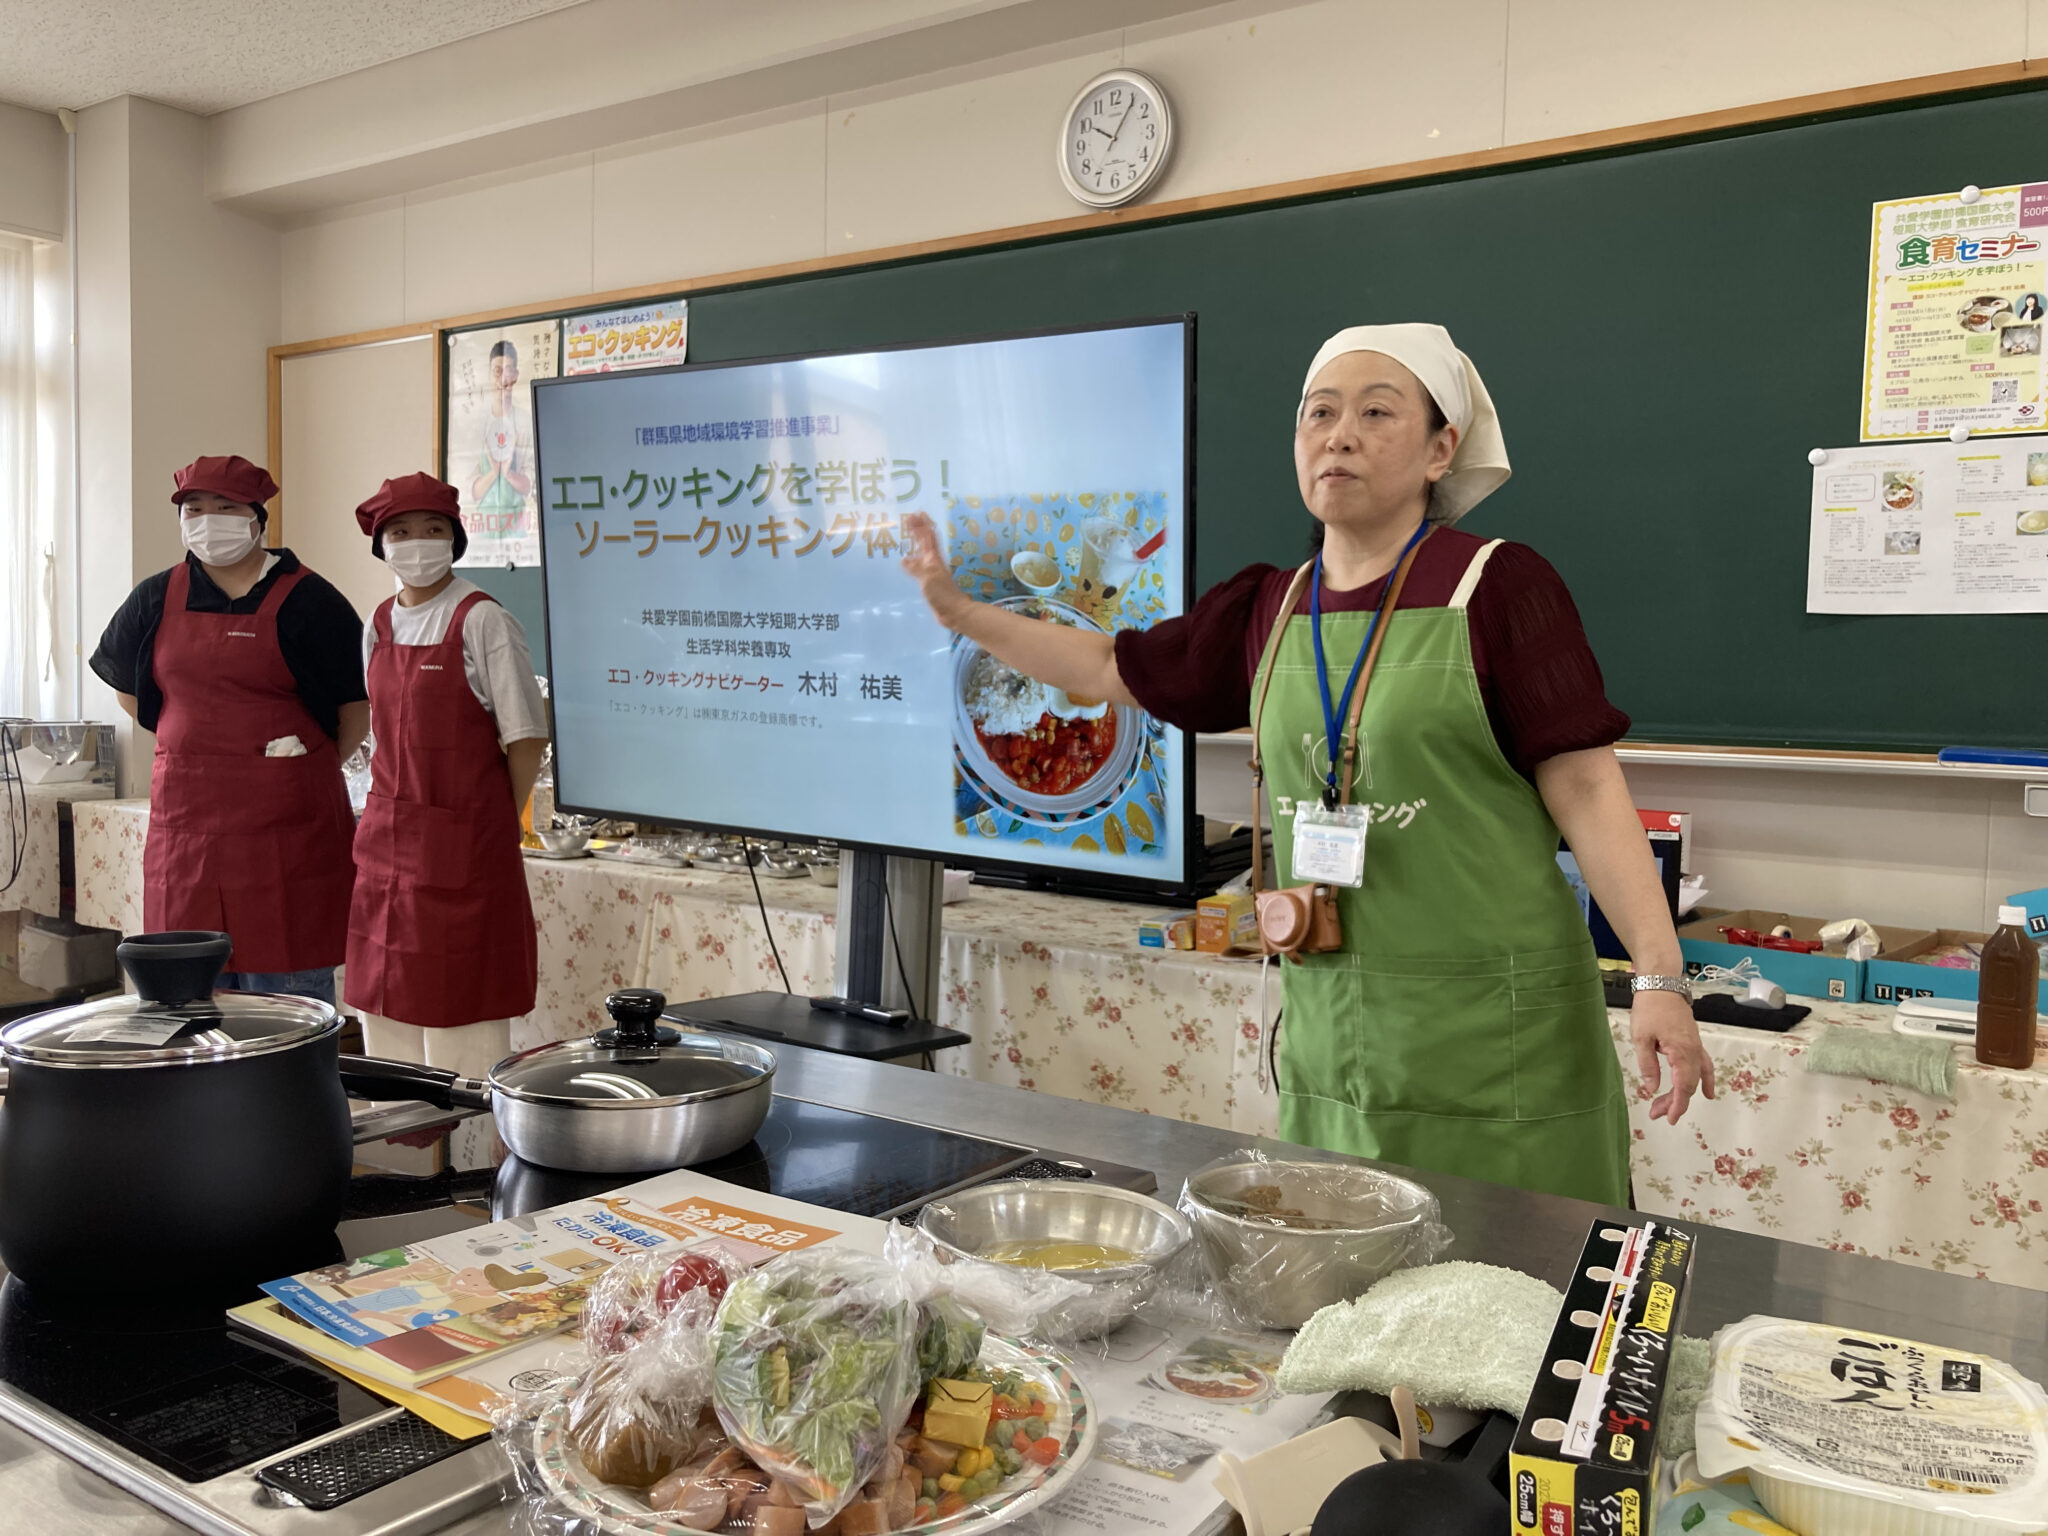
[1112,526,1629,778]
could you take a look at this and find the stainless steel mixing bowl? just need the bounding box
[1183,1159,1441,1329]
[918,1179,1192,1339]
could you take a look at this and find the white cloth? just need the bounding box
[1299,323,1511,523]
[362,577,548,745]
[359,1012,513,1171]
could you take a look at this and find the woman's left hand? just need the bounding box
[1631,990,1715,1126]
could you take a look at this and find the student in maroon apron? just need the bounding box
[91,455,365,1003]
[347,474,546,1158]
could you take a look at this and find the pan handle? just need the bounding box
[339,1054,492,1112]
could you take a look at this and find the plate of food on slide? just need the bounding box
[951,600,1145,829]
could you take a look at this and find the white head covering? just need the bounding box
[1298,323,1510,523]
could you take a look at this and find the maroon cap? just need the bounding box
[172,455,278,508]
[354,472,462,538]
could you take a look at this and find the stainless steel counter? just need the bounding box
[9,1044,2047,1533]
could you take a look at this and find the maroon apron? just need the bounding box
[143,562,356,973]
[346,591,537,1027]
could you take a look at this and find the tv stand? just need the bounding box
[669,848,970,1062]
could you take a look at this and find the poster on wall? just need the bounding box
[1806,437,2048,613]
[445,320,560,567]
[1862,183,2048,441]
[563,300,688,375]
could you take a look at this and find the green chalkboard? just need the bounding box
[505,80,2048,750]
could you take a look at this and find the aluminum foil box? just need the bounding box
[1510,1217,1697,1536]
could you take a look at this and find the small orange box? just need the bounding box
[1196,892,1259,954]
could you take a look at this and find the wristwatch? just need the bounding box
[1631,973,1694,1002]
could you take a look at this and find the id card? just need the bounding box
[1292,802,1368,887]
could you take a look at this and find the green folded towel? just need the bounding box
[1658,1334,1712,1457]
[1275,1261,1561,1415]
[1804,1023,1956,1100]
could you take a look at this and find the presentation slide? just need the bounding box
[534,319,1192,882]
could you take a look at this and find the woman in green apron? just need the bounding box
[900,324,1711,1208]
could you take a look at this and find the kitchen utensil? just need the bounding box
[342,989,775,1174]
[1306,1402,1513,1536]
[1183,1158,1442,1330]
[918,1178,1192,1338]
[535,826,591,855]
[0,931,353,1302]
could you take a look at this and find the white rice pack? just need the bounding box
[1695,1315,2048,1536]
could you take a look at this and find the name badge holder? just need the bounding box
[1293,801,1369,887]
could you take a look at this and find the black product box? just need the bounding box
[1509,1217,1697,1535]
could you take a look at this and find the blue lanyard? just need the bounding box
[1310,521,1427,808]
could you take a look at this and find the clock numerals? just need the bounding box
[1060,71,1168,206]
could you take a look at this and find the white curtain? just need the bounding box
[0,232,45,718]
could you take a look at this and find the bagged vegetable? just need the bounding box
[565,1247,744,1489]
[915,1294,986,1384]
[711,1250,924,1527]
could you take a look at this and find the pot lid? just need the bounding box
[490,1031,774,1108]
[0,989,339,1068]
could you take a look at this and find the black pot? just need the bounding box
[0,932,353,1307]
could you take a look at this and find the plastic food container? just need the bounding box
[1695,1315,2048,1536]
[1180,1153,1449,1330]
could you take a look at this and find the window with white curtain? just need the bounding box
[0,231,55,719]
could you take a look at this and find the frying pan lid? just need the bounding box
[490,1030,774,1107]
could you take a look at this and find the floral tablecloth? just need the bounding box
[1,783,115,917]
[71,798,2048,1288]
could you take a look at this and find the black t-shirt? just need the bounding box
[89,550,367,738]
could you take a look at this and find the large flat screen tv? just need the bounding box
[533,316,1196,889]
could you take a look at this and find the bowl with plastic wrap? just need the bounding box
[1181,1157,1446,1329]
[917,1180,1191,1340]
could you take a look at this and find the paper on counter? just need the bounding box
[1806,438,2048,614]
[1036,1325,1329,1535]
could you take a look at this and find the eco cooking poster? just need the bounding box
[564,300,688,375]
[533,322,1190,881]
[445,320,561,567]
[1862,183,2048,440]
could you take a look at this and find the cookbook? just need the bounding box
[234,1169,878,1391]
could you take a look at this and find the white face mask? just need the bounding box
[386,537,455,588]
[180,512,260,567]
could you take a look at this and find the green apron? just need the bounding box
[1256,539,1631,1207]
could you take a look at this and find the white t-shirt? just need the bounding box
[362,578,549,746]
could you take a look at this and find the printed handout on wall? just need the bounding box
[1862,184,2048,440]
[1807,437,2048,613]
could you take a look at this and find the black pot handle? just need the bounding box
[338,1054,492,1112]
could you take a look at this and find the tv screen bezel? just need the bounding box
[530,312,1199,895]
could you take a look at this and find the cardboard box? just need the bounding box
[1512,1217,1697,1536]
[1195,892,1258,954]
[1867,928,2048,1013]
[1636,808,1691,875]
[1138,910,1197,950]
[1678,909,1933,1003]
[17,914,119,994]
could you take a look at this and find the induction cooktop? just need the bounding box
[0,1094,1154,1536]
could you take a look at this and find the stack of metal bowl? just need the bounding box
[1182,1159,1440,1329]
[918,1179,1192,1339]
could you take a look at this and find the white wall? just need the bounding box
[0,100,65,241]
[263,0,2048,929]
[278,337,435,620]
[76,97,281,791]
[278,0,2048,340]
